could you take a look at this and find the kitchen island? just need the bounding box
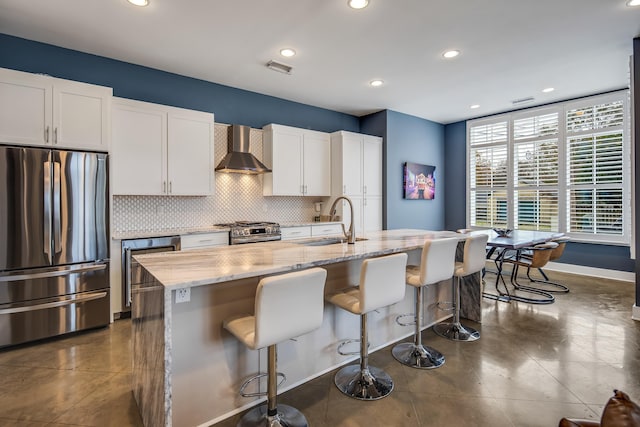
[131,229,482,427]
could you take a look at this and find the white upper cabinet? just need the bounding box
[111,97,214,196]
[331,131,382,197]
[0,67,111,151]
[263,124,331,196]
[167,111,213,195]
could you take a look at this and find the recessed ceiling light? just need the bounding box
[470,104,480,109]
[627,0,640,6]
[348,0,369,9]
[443,50,460,59]
[542,87,555,93]
[280,48,296,58]
[369,79,384,87]
[127,0,149,6]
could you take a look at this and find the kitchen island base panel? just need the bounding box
[131,233,483,426]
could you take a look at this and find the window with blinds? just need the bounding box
[467,91,629,244]
[566,99,625,237]
[513,111,559,231]
[469,121,508,228]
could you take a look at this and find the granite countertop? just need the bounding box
[113,222,343,240]
[133,229,460,290]
[112,226,229,240]
[279,221,343,227]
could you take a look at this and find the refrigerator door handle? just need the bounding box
[43,160,52,264]
[0,291,108,315]
[0,262,107,282]
[53,161,62,253]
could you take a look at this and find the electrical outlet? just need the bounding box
[175,288,190,303]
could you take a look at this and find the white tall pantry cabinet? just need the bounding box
[330,131,383,234]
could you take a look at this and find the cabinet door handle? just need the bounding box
[163,181,166,193]
[45,126,50,143]
[169,181,172,193]
[300,185,304,195]
[54,128,58,145]
[363,185,367,194]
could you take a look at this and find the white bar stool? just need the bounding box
[223,267,327,427]
[391,237,458,369]
[433,233,488,342]
[325,252,408,400]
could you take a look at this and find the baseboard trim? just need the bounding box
[633,305,640,322]
[542,261,635,282]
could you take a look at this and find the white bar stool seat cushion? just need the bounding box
[326,252,408,315]
[406,237,459,287]
[224,267,328,350]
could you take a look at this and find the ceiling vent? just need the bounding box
[512,96,535,105]
[266,60,293,75]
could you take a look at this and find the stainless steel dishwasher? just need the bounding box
[121,236,181,313]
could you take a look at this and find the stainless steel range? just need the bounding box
[217,221,281,245]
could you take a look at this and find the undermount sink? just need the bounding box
[296,237,368,246]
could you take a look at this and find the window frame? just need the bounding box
[466,90,630,246]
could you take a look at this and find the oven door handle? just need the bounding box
[125,247,132,307]
[0,291,108,315]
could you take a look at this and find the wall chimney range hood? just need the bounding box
[215,125,271,174]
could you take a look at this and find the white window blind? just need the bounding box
[566,99,625,238]
[512,111,559,231]
[469,121,508,228]
[467,91,629,244]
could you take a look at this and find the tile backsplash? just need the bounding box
[112,124,327,233]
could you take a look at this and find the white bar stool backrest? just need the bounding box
[359,252,408,314]
[457,234,489,277]
[418,237,459,286]
[254,267,327,350]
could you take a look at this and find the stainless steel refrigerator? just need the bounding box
[0,145,110,348]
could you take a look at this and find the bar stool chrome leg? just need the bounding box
[392,287,445,368]
[238,345,309,427]
[334,313,394,400]
[433,276,480,342]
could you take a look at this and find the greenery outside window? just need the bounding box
[467,91,629,245]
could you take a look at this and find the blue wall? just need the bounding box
[0,34,359,133]
[444,121,467,231]
[444,119,634,273]
[384,111,446,230]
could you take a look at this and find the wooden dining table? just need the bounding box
[469,229,565,303]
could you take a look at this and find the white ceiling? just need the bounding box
[1,0,639,124]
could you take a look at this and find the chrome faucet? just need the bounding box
[329,196,356,244]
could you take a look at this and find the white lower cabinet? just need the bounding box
[311,223,343,237]
[111,97,214,196]
[180,232,228,250]
[339,196,382,235]
[280,226,312,240]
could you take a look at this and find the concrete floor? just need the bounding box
[0,270,638,426]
